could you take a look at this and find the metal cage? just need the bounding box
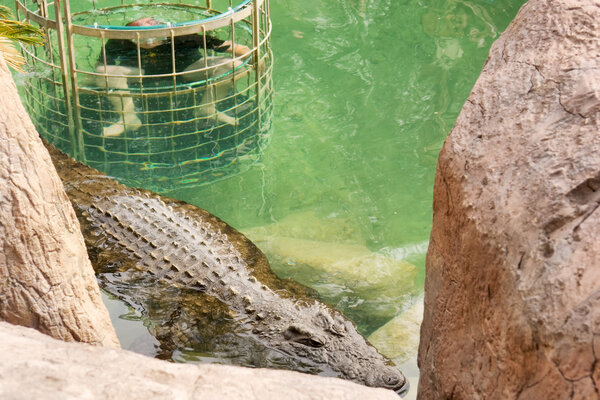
[14,0,273,191]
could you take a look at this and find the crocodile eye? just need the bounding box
[284,325,324,348]
[295,337,324,348]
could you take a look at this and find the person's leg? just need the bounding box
[182,57,246,126]
[95,65,142,136]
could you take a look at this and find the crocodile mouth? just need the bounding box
[394,378,410,397]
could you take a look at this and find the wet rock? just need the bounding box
[368,299,423,366]
[244,212,417,295]
[418,0,600,398]
[0,321,400,400]
[0,59,119,348]
[244,212,418,323]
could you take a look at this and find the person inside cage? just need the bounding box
[96,17,251,137]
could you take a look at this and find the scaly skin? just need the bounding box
[45,141,408,396]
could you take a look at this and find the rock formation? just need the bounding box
[417,0,600,397]
[0,57,119,348]
[0,321,399,400]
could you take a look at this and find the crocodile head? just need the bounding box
[255,301,409,396]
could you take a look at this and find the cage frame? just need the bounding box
[13,0,272,190]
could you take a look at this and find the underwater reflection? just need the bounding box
[422,0,498,68]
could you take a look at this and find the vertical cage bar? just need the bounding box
[201,25,213,124]
[230,16,238,130]
[100,31,109,89]
[201,25,209,82]
[41,0,48,18]
[170,29,177,90]
[169,27,177,166]
[252,0,261,128]
[54,0,78,157]
[136,31,143,85]
[62,0,85,160]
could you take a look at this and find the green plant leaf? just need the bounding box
[0,6,43,70]
[0,21,44,46]
[0,6,13,21]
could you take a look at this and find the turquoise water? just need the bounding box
[168,0,524,324]
[170,0,523,245]
[8,0,525,392]
[159,0,526,384]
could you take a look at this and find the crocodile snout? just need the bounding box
[380,366,409,397]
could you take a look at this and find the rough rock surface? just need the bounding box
[418,0,600,398]
[369,299,423,366]
[244,211,417,323]
[0,321,399,400]
[0,58,119,348]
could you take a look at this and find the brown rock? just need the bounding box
[0,321,400,400]
[0,58,119,348]
[417,0,600,398]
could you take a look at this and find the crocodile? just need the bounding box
[45,141,409,396]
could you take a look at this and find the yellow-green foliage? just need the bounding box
[0,5,43,72]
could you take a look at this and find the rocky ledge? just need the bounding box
[0,321,398,400]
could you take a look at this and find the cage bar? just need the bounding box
[14,0,273,192]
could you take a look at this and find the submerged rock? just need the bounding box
[246,233,417,293]
[243,212,418,326]
[243,211,365,244]
[368,299,423,366]
[418,0,600,398]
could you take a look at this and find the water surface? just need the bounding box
[10,0,526,393]
[168,0,524,328]
[162,0,526,384]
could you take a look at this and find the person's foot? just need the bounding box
[216,111,237,126]
[103,122,125,137]
[102,115,142,137]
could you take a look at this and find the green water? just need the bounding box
[168,0,524,322]
[169,0,524,244]
[162,0,525,383]
[8,0,525,391]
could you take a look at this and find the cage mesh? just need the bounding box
[15,0,273,192]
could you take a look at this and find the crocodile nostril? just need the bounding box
[381,368,409,396]
[385,374,401,387]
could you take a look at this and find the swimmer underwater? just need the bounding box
[96,17,251,136]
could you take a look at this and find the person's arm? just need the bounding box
[205,35,250,57]
[175,34,250,57]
